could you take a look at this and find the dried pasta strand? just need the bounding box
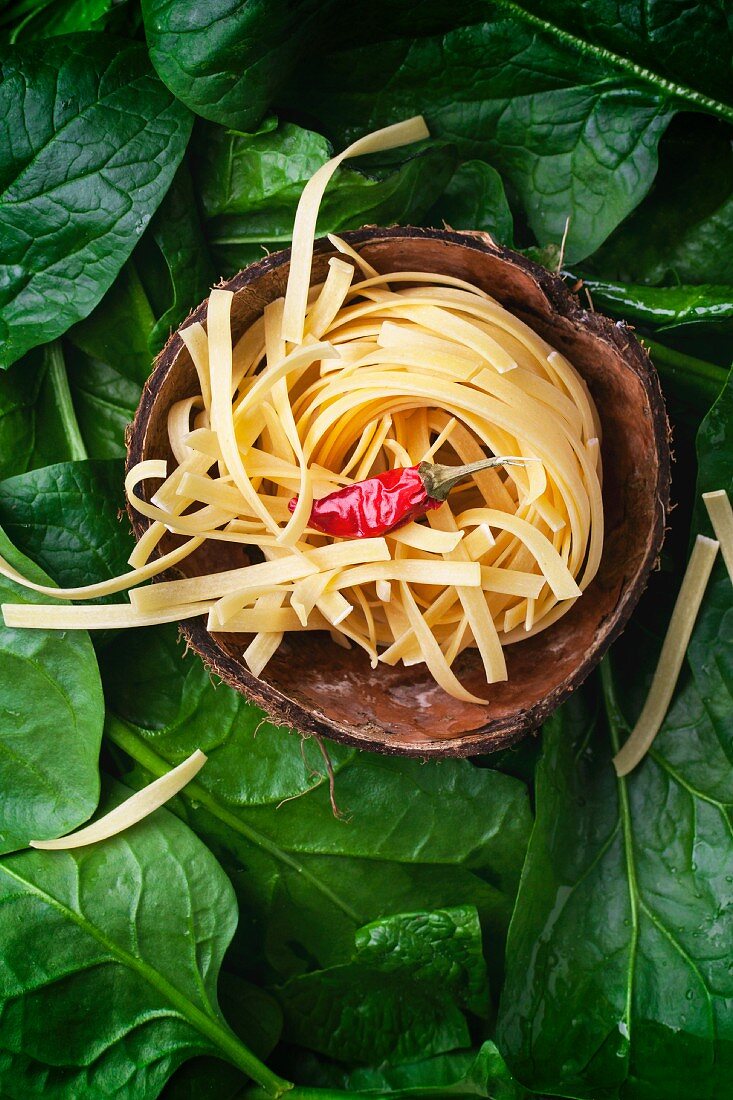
[613,535,719,776]
[703,490,733,581]
[282,116,429,343]
[30,750,207,849]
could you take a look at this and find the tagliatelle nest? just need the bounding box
[123,225,669,756]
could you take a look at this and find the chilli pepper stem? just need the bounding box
[418,456,531,501]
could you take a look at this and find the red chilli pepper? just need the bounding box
[288,457,527,538]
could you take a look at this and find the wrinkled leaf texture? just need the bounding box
[0,459,133,590]
[279,3,732,262]
[0,780,284,1098]
[102,627,532,989]
[197,120,457,273]
[278,907,488,1065]
[0,34,192,367]
[0,527,103,854]
[496,372,733,1098]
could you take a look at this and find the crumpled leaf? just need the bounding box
[278,907,488,1065]
[0,778,284,1098]
[196,119,457,274]
[496,372,733,1099]
[0,34,192,368]
[0,526,103,855]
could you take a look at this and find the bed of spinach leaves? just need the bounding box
[0,3,730,1098]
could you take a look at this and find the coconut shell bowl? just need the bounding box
[126,228,670,758]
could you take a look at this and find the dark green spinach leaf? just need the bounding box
[106,703,532,989]
[347,1040,527,1097]
[141,0,494,134]
[278,907,488,1065]
[0,779,289,1098]
[496,373,733,1099]
[0,0,136,42]
[0,527,103,854]
[281,19,679,262]
[0,355,46,480]
[101,624,355,804]
[64,262,157,459]
[280,1040,527,1097]
[0,459,133,589]
[142,0,338,132]
[135,162,216,352]
[197,120,457,274]
[0,343,91,478]
[590,115,733,285]
[425,160,514,245]
[162,975,283,1099]
[0,34,192,368]
[498,0,732,104]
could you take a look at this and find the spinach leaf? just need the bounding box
[67,263,155,388]
[0,778,289,1098]
[64,262,158,459]
[101,624,355,804]
[590,115,733,285]
[134,162,216,353]
[501,0,732,104]
[142,0,338,132]
[60,165,213,458]
[496,374,733,1099]
[197,120,457,274]
[161,1059,246,1100]
[281,19,680,262]
[141,0,489,133]
[31,342,88,466]
[105,703,532,988]
[0,527,103,854]
[278,907,488,1065]
[63,344,147,462]
[0,312,147,477]
[162,976,283,1098]
[0,343,90,479]
[282,1040,527,1097]
[346,1041,527,1097]
[424,160,514,245]
[0,459,133,589]
[0,0,137,42]
[0,354,46,480]
[0,34,192,368]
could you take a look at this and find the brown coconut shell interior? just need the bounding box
[126,228,670,758]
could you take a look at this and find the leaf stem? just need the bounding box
[105,717,363,924]
[600,658,639,1053]
[0,860,293,1099]
[644,339,728,412]
[491,0,733,124]
[645,338,728,387]
[600,657,631,744]
[44,341,87,462]
[241,1090,362,1099]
